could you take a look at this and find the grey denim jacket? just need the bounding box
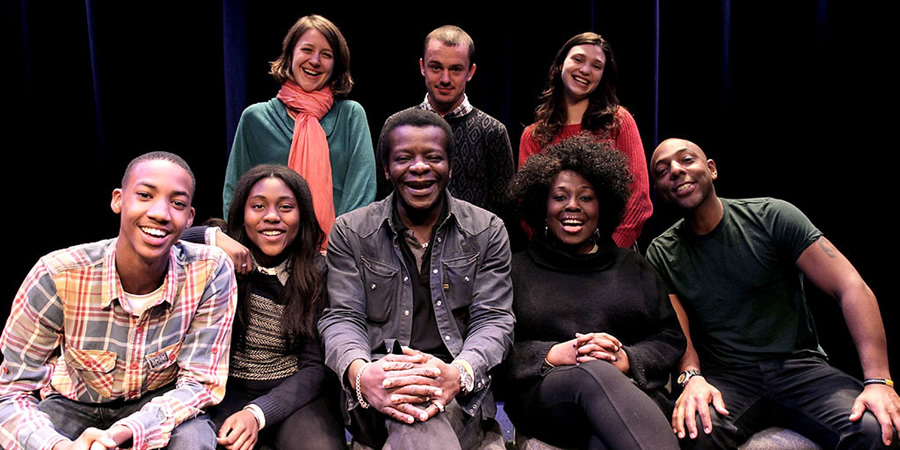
[318,193,515,418]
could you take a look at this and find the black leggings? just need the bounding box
[516,360,678,450]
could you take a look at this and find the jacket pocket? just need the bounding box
[64,347,117,398]
[145,340,182,392]
[360,256,399,323]
[441,253,479,314]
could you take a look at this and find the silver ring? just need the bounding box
[241,263,248,268]
[433,400,445,413]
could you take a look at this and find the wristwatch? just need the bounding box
[677,369,702,388]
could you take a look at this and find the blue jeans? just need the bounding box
[682,357,897,449]
[40,385,216,450]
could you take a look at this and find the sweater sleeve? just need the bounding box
[484,119,515,215]
[611,108,653,248]
[517,125,541,169]
[249,335,328,425]
[332,101,376,216]
[223,108,257,217]
[506,340,556,383]
[620,259,686,390]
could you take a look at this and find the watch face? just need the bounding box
[677,373,687,384]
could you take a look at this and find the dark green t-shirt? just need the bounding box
[646,198,825,369]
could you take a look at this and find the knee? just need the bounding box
[841,411,896,449]
[168,414,217,450]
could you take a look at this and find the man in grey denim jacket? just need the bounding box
[319,108,514,449]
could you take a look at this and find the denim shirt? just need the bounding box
[319,193,515,417]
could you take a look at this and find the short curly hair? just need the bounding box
[509,134,632,239]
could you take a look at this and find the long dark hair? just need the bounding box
[531,32,620,147]
[226,164,326,347]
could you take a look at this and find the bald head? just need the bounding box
[650,138,708,168]
[650,137,719,220]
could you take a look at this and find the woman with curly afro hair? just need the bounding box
[503,135,685,449]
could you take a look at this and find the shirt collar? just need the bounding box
[253,254,291,286]
[418,94,473,119]
[385,192,455,236]
[103,238,181,311]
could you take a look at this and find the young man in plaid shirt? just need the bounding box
[0,152,238,450]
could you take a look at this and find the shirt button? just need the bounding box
[444,335,451,340]
[477,381,483,388]
[433,269,438,274]
[135,326,143,333]
[403,276,409,282]
[370,283,377,290]
[131,363,139,370]
[464,276,470,282]
[437,237,442,243]
[404,310,410,316]
[436,301,442,307]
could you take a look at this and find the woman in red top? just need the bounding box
[519,32,652,248]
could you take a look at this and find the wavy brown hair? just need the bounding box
[269,14,353,97]
[226,165,326,347]
[531,32,620,147]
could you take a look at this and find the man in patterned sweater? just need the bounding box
[0,152,237,450]
[378,25,515,224]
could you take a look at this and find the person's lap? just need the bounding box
[41,384,216,450]
[684,357,891,449]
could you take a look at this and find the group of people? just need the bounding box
[0,13,897,450]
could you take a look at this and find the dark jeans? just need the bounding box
[208,387,346,450]
[682,357,897,450]
[512,360,679,450]
[40,385,216,450]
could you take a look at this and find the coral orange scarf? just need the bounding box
[277,81,335,240]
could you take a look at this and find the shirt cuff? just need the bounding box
[205,226,219,246]
[23,424,67,450]
[244,404,266,431]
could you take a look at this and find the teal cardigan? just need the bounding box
[223,98,376,217]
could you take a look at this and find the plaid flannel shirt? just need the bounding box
[0,238,237,450]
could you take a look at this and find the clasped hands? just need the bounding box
[52,425,132,450]
[546,332,630,375]
[351,348,461,425]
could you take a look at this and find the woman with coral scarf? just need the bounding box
[223,14,376,247]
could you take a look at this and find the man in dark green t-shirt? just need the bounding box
[646,138,899,449]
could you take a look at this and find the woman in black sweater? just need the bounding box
[188,165,345,450]
[504,135,685,449]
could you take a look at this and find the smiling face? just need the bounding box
[243,177,300,267]
[651,139,718,213]
[420,39,475,115]
[385,124,452,220]
[112,159,195,270]
[546,170,600,254]
[560,44,606,104]
[291,28,335,92]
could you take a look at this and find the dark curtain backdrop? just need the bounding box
[6,1,895,376]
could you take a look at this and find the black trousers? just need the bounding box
[513,360,679,450]
[681,357,897,450]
